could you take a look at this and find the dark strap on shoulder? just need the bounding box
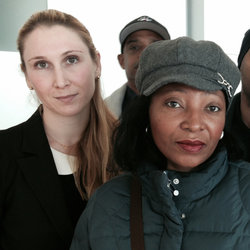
[130,174,145,250]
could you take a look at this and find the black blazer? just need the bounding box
[0,110,74,250]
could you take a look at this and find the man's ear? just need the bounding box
[118,54,125,69]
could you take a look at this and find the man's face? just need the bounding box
[118,30,163,93]
[240,49,250,100]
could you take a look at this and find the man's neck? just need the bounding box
[127,81,139,95]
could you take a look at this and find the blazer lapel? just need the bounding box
[18,110,73,240]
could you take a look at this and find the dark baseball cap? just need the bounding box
[119,16,170,52]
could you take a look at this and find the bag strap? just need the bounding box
[130,174,145,250]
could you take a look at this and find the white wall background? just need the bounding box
[47,0,187,97]
[0,0,250,129]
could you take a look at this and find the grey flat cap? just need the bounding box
[135,37,240,106]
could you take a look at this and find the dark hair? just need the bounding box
[113,95,243,172]
[113,96,166,172]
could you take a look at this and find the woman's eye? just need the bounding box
[166,101,181,108]
[208,105,220,112]
[35,61,48,69]
[66,56,78,64]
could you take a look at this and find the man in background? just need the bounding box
[105,16,170,118]
[225,29,250,161]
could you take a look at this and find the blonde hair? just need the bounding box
[17,9,97,72]
[17,9,119,199]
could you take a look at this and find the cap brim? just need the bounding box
[138,64,223,97]
[120,22,170,45]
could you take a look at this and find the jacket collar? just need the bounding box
[167,147,228,202]
[139,147,228,213]
[18,109,73,240]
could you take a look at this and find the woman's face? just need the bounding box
[149,83,226,172]
[23,25,101,119]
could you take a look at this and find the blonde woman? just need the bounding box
[0,9,117,250]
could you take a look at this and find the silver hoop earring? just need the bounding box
[220,131,224,140]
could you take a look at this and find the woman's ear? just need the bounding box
[26,81,34,90]
[20,63,26,73]
[21,63,33,90]
[95,51,102,78]
[24,74,33,90]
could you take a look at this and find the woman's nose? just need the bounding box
[180,111,205,132]
[53,66,70,88]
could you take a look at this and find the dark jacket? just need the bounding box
[225,92,250,162]
[0,110,74,250]
[71,148,250,250]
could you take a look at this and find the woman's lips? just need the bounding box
[56,94,77,103]
[177,140,205,153]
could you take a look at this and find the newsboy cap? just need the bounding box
[135,37,240,106]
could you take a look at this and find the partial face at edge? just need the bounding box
[240,49,250,99]
[149,83,226,172]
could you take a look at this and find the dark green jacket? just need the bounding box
[71,148,250,250]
